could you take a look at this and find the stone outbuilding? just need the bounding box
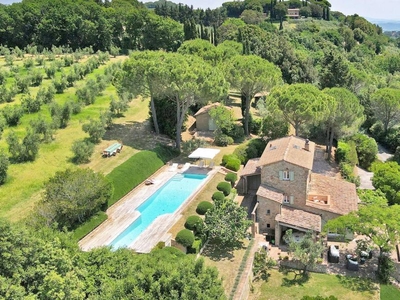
[241,136,359,245]
[194,103,220,131]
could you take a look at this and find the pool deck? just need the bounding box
[79,163,219,253]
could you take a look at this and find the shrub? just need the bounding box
[45,64,57,79]
[15,75,31,93]
[212,191,225,202]
[217,181,231,196]
[349,134,378,170]
[196,201,214,215]
[225,156,241,172]
[214,133,233,146]
[30,69,43,86]
[222,154,237,166]
[23,57,34,69]
[72,139,95,164]
[82,119,106,144]
[52,77,67,94]
[339,162,360,187]
[2,105,23,126]
[187,238,202,254]
[335,140,358,165]
[21,93,41,113]
[225,173,238,187]
[184,215,204,233]
[176,229,195,247]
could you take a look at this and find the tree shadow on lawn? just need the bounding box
[279,265,310,287]
[335,274,379,294]
[202,240,247,262]
[102,120,174,150]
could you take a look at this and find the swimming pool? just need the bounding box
[110,173,207,249]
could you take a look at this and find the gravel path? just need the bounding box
[356,167,374,190]
[377,144,393,162]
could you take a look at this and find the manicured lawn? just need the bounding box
[249,269,379,300]
[380,284,400,300]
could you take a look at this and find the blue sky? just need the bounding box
[0,0,399,21]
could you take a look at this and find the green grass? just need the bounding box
[0,56,126,222]
[249,270,379,300]
[380,284,400,300]
[106,146,178,207]
[72,211,108,241]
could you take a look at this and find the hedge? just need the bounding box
[106,145,178,207]
[184,215,204,233]
[225,157,241,172]
[335,141,358,166]
[212,191,225,202]
[196,201,214,215]
[176,229,195,247]
[72,211,107,241]
[225,173,237,187]
[217,181,231,196]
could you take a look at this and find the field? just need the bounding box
[0,53,140,221]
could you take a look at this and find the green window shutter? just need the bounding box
[279,171,283,180]
[290,195,294,204]
[289,171,294,181]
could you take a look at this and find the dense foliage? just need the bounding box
[35,168,113,229]
[0,221,225,299]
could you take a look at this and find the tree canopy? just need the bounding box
[36,168,113,229]
[267,83,331,136]
[225,55,282,136]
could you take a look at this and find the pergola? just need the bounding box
[188,148,220,166]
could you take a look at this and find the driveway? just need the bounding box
[377,143,393,162]
[356,167,374,190]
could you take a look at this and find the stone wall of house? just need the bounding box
[195,114,209,131]
[261,161,310,207]
[257,196,281,234]
[302,205,341,226]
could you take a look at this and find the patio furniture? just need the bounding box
[328,245,339,263]
[347,258,359,271]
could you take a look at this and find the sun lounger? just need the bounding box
[169,163,178,171]
[198,161,204,168]
[208,161,215,169]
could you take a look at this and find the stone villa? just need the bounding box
[240,136,358,245]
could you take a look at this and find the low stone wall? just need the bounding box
[279,260,328,274]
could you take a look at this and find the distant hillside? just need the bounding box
[144,0,178,9]
[366,17,400,31]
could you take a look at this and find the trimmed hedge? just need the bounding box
[225,172,237,187]
[225,157,241,172]
[217,181,231,196]
[72,211,107,241]
[184,215,204,233]
[196,201,214,215]
[106,146,178,207]
[176,229,195,247]
[212,191,225,202]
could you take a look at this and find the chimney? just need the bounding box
[305,139,310,151]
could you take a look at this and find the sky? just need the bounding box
[157,0,400,21]
[0,0,399,21]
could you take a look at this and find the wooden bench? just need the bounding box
[103,143,122,157]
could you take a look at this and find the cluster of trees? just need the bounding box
[0,220,225,299]
[325,190,400,283]
[0,0,184,53]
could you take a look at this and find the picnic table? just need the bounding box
[103,143,122,157]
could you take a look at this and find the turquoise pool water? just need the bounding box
[110,173,207,249]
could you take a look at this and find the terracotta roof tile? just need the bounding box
[241,158,261,176]
[256,185,283,203]
[307,173,358,215]
[194,103,220,117]
[258,136,315,170]
[276,206,321,231]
